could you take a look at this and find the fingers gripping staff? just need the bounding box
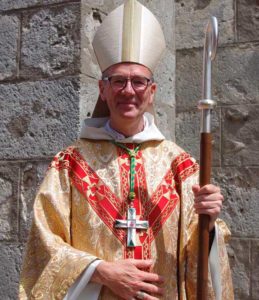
[197,16,219,300]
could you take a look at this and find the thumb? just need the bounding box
[131,259,153,269]
[192,184,200,196]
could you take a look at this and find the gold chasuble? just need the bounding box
[19,139,233,299]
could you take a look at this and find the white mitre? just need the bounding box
[92,0,166,73]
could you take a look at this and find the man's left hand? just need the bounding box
[192,184,224,231]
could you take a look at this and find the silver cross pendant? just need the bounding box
[115,207,149,247]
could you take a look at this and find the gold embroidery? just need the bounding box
[19,140,233,299]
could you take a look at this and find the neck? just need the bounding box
[109,116,145,137]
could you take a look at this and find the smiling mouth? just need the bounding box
[118,102,137,106]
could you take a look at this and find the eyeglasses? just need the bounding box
[102,75,154,92]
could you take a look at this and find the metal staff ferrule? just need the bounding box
[199,16,218,133]
[198,99,216,110]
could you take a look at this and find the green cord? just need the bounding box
[112,141,140,203]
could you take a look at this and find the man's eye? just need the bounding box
[133,78,146,85]
[112,78,126,85]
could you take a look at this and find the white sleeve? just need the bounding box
[209,224,222,300]
[64,259,103,300]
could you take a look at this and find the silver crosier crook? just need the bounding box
[198,16,219,133]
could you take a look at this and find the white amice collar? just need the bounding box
[104,115,148,141]
[79,112,165,143]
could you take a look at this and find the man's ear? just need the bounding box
[149,83,157,104]
[98,80,106,101]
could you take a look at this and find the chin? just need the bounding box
[119,111,142,120]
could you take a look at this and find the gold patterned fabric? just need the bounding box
[19,139,233,299]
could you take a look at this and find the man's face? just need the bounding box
[99,63,157,123]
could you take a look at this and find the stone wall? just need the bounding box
[0,0,175,299]
[0,1,81,298]
[175,0,259,299]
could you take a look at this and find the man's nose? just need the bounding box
[122,79,135,94]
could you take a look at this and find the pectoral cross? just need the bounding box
[115,207,149,247]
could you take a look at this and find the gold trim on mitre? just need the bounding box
[122,0,142,63]
[92,0,166,73]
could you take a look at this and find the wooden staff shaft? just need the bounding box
[197,132,212,299]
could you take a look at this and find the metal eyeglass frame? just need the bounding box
[102,75,154,92]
